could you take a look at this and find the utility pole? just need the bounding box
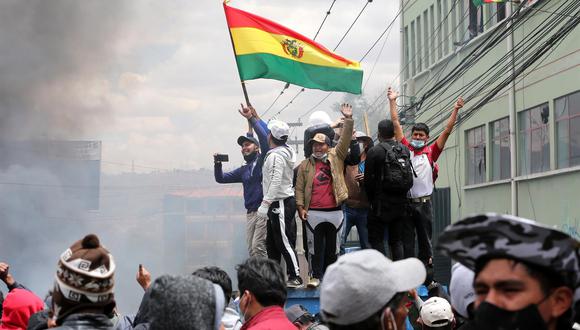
[287,121,303,155]
[507,2,518,216]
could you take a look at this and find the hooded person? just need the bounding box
[437,213,580,330]
[133,275,225,330]
[50,234,116,330]
[449,263,475,323]
[0,288,44,330]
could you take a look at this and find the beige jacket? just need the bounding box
[296,118,354,210]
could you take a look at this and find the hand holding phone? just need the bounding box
[214,153,229,163]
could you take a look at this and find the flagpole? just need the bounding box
[224,2,252,107]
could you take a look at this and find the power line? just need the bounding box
[424,0,580,141]
[314,0,338,40]
[270,88,306,118]
[269,0,377,120]
[289,0,419,123]
[333,0,373,52]
[260,0,339,116]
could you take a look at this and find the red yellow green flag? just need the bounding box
[224,3,363,95]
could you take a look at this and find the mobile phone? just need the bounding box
[214,154,229,162]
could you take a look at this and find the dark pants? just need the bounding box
[266,197,300,278]
[403,199,433,263]
[367,200,407,260]
[308,222,339,279]
[340,206,370,254]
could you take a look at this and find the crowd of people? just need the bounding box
[1,215,578,330]
[1,87,579,330]
[215,87,463,288]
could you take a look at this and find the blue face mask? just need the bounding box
[410,139,425,149]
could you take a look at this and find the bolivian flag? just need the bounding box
[224,3,363,95]
[472,0,506,6]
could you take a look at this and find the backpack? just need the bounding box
[379,142,414,193]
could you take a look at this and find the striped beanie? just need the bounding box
[52,234,115,323]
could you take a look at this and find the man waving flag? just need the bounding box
[224,3,363,95]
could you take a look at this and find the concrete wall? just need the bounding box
[401,0,580,233]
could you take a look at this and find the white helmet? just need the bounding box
[308,111,332,127]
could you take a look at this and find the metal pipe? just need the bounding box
[507,2,518,216]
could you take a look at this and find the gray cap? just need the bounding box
[285,304,310,323]
[320,250,426,326]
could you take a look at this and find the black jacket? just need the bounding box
[51,313,114,330]
[364,139,410,204]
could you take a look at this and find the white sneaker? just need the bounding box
[307,277,320,288]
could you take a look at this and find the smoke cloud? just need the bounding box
[0,0,129,140]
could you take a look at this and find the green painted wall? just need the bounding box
[401,0,580,233]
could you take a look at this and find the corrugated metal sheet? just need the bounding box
[432,187,452,285]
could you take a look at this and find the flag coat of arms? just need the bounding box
[224,3,363,94]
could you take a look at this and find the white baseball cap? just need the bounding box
[420,297,454,327]
[449,263,475,319]
[320,249,426,326]
[267,120,290,140]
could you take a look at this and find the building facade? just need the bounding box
[400,0,579,238]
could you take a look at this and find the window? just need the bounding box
[468,0,483,39]
[450,0,457,51]
[404,26,409,80]
[497,3,506,21]
[442,0,449,55]
[555,90,580,168]
[417,16,422,72]
[458,0,470,43]
[491,117,510,180]
[484,3,495,31]
[466,125,486,185]
[424,10,430,68]
[519,104,550,175]
[411,21,416,76]
[430,5,435,64]
[437,0,443,59]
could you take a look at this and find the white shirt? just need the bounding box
[409,151,434,198]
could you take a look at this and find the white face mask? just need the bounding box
[239,292,249,323]
[312,152,328,160]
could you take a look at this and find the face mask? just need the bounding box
[243,151,258,162]
[312,153,328,161]
[410,139,425,149]
[470,301,548,330]
[239,292,249,323]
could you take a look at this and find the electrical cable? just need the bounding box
[260,0,338,117]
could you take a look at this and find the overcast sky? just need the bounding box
[2,0,401,173]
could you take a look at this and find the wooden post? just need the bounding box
[363,110,371,135]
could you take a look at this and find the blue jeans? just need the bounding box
[340,206,370,254]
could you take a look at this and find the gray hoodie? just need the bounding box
[261,145,296,204]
